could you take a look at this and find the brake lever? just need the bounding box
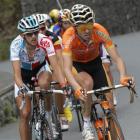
[128,80,138,97]
[127,80,138,103]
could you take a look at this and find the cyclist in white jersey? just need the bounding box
[10,15,66,140]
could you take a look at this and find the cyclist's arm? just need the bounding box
[12,60,24,87]
[62,49,81,90]
[48,54,66,85]
[10,36,24,88]
[106,46,127,78]
[53,35,64,71]
[96,24,128,78]
[55,49,64,73]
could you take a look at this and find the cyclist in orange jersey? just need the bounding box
[62,4,135,140]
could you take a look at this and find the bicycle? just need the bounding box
[50,81,63,139]
[19,87,64,140]
[72,82,137,139]
[87,83,137,140]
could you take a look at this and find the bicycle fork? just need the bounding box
[92,101,112,140]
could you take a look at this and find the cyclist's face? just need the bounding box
[24,30,38,46]
[39,23,46,35]
[76,22,93,41]
[62,21,71,30]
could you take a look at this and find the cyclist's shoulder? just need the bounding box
[10,35,24,50]
[62,27,76,45]
[93,23,111,42]
[94,23,109,34]
[62,27,75,39]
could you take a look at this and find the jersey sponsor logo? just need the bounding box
[40,37,50,48]
[96,30,111,41]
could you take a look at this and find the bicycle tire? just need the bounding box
[74,100,83,132]
[107,113,125,140]
[40,118,54,140]
[30,119,37,140]
[30,95,40,140]
[52,105,62,140]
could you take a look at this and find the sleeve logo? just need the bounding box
[40,37,50,48]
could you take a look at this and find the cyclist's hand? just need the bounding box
[61,85,72,96]
[74,89,87,102]
[120,76,135,88]
[18,84,30,95]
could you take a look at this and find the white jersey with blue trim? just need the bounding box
[10,34,55,70]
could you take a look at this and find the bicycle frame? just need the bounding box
[30,90,54,140]
[19,88,64,140]
[91,93,115,139]
[88,84,137,140]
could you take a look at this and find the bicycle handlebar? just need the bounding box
[87,84,137,104]
[87,84,125,94]
[27,89,64,95]
[19,89,64,110]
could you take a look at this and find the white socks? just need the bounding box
[83,117,91,128]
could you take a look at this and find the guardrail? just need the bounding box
[0,84,18,127]
[0,84,14,99]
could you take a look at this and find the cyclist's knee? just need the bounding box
[83,77,93,90]
[20,110,31,120]
[16,96,31,120]
[38,71,52,88]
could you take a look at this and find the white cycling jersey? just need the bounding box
[10,33,55,70]
[10,33,56,97]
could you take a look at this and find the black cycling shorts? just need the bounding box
[21,61,46,85]
[73,56,108,90]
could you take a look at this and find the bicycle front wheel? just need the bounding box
[107,113,125,140]
[40,118,54,140]
[52,105,62,139]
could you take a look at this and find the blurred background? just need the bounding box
[0,0,140,61]
[0,1,140,139]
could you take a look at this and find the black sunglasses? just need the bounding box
[39,26,46,31]
[25,31,39,36]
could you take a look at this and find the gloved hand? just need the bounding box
[18,84,30,95]
[74,88,87,102]
[60,82,72,96]
[61,85,72,96]
[120,76,135,87]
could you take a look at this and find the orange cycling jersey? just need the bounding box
[62,23,114,63]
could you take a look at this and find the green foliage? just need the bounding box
[0,40,10,61]
[0,96,17,127]
[3,100,17,124]
[0,0,22,40]
[0,0,21,60]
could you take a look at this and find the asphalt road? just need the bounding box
[0,31,140,140]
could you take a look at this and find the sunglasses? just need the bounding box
[25,31,39,37]
[39,26,46,31]
[76,23,93,33]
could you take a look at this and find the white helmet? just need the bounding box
[17,15,39,33]
[70,4,95,25]
[36,14,46,25]
[43,14,52,23]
